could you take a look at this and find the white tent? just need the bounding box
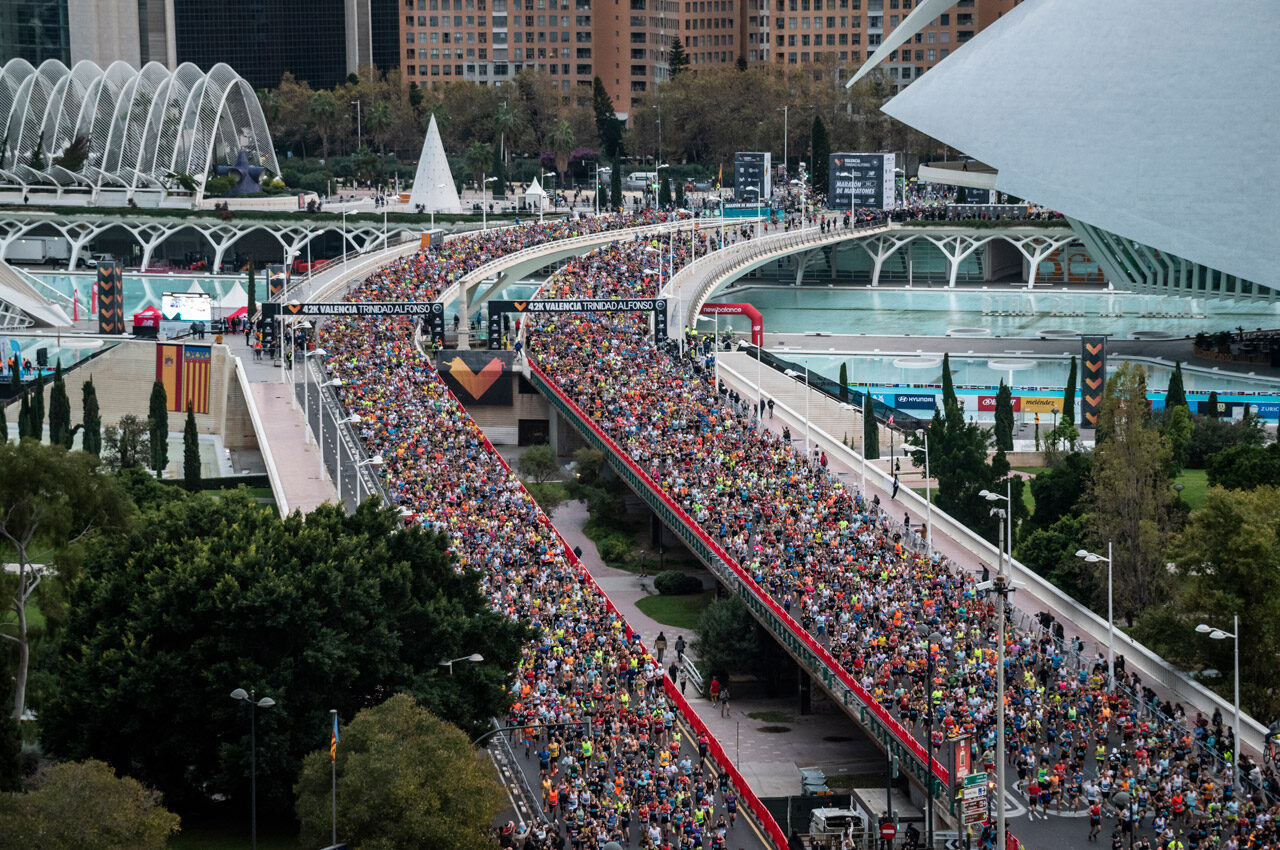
[523,177,547,211]
[407,115,462,214]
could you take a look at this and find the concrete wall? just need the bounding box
[39,339,256,445]
[465,374,552,446]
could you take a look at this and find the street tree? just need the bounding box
[48,360,71,447]
[994,380,1014,452]
[0,441,133,720]
[183,407,201,489]
[592,77,624,159]
[941,352,957,411]
[862,393,879,460]
[837,362,848,402]
[0,760,180,849]
[1165,361,1187,411]
[17,393,30,439]
[518,443,559,483]
[295,694,503,850]
[1062,356,1077,427]
[463,140,491,188]
[610,155,622,210]
[102,414,149,471]
[694,596,769,686]
[81,377,101,455]
[668,37,690,76]
[42,496,526,810]
[1088,363,1174,621]
[548,119,576,184]
[147,380,168,475]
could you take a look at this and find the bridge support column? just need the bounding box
[923,233,996,288]
[799,669,813,715]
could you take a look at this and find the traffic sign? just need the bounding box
[880,823,898,840]
[964,771,988,788]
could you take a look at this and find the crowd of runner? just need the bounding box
[319,216,757,850]
[523,236,1280,850]
[318,212,1278,850]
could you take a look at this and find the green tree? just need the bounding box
[48,360,70,448]
[310,90,340,160]
[668,37,690,76]
[490,141,506,197]
[30,373,45,439]
[675,179,686,207]
[597,167,611,210]
[463,140,491,188]
[0,760,180,849]
[1062,356,1077,427]
[1206,442,1280,490]
[694,595,767,685]
[1023,451,1092,536]
[518,443,559,483]
[81,377,101,455]
[591,77,624,160]
[862,393,879,460]
[102,414,149,471]
[1186,413,1264,468]
[43,497,525,810]
[1205,390,1220,418]
[17,393,31,440]
[182,407,200,490]
[0,400,7,445]
[0,441,133,720]
[1163,403,1193,475]
[941,352,957,412]
[1014,514,1094,603]
[658,175,673,207]
[548,119,576,182]
[1088,363,1173,621]
[610,155,623,211]
[838,362,848,402]
[1165,361,1187,411]
[994,380,1014,452]
[147,381,168,475]
[811,114,830,193]
[295,694,503,850]
[571,447,606,486]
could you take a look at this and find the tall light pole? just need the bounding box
[483,176,497,231]
[979,482,1012,850]
[1196,617,1241,777]
[784,367,810,458]
[1076,543,1114,691]
[341,209,348,271]
[902,430,931,549]
[230,687,276,850]
[351,99,362,150]
[439,652,485,674]
[329,709,338,848]
[302,348,327,445]
[777,106,788,177]
[354,455,384,507]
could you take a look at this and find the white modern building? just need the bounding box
[0,58,278,205]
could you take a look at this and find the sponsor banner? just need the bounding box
[1080,335,1107,427]
[439,351,515,406]
[1253,403,1280,420]
[1197,399,1241,418]
[978,395,1022,412]
[894,392,937,411]
[828,152,895,211]
[733,151,772,202]
[265,300,446,344]
[1019,396,1061,413]
[488,298,667,350]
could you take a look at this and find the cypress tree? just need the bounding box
[674,179,685,208]
[82,377,101,455]
[0,400,7,444]
[862,393,880,460]
[658,176,672,208]
[17,393,30,439]
[994,380,1014,451]
[610,156,622,212]
[1062,356,1078,427]
[941,353,958,415]
[49,359,71,447]
[811,115,830,194]
[149,380,169,475]
[838,362,849,402]
[30,373,45,439]
[1206,390,1220,418]
[183,406,201,489]
[1166,361,1187,411]
[597,170,610,211]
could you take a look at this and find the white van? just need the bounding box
[625,171,657,190]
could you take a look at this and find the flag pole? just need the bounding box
[330,709,338,846]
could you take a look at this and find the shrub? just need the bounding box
[598,534,633,565]
[654,570,702,595]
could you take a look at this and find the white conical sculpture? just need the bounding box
[408,115,462,215]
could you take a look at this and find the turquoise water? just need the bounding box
[32,272,250,318]
[709,284,1280,340]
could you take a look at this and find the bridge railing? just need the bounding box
[526,358,953,805]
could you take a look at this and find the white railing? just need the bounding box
[715,355,1270,759]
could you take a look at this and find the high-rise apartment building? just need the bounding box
[398,0,1016,115]
[0,0,70,65]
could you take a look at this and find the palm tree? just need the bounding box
[310,91,340,161]
[366,100,393,156]
[549,120,576,186]
[464,141,492,189]
[495,101,521,166]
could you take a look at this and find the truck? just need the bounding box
[808,807,867,844]
[4,236,74,267]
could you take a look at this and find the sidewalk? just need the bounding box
[551,499,884,798]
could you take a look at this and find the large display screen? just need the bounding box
[828,152,896,210]
[161,292,212,322]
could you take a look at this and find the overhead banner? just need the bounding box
[733,152,772,202]
[1080,335,1107,427]
[263,301,446,345]
[439,350,514,406]
[487,298,668,350]
[828,153,896,211]
[97,262,124,334]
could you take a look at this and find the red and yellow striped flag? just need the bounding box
[182,346,211,414]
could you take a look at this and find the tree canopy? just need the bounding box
[295,693,503,850]
[42,493,526,811]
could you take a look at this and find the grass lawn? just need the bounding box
[169,823,302,850]
[1174,468,1209,510]
[635,590,714,630]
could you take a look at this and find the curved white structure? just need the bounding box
[0,58,278,201]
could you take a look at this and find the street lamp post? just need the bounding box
[483,176,497,231]
[777,106,788,178]
[916,624,944,850]
[354,454,384,507]
[902,431,931,549]
[1196,616,1241,776]
[302,348,327,445]
[784,367,811,459]
[329,709,338,847]
[230,687,276,850]
[978,483,1012,850]
[1075,543,1114,690]
[439,652,485,674]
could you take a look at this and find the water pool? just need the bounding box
[32,272,248,318]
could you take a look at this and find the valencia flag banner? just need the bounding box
[182,346,212,413]
[156,344,184,412]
